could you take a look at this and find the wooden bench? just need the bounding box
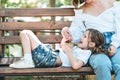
[0,8,94,79]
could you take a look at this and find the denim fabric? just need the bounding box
[32,44,59,68]
[89,54,112,80]
[111,47,120,80]
[89,32,120,80]
[103,32,115,49]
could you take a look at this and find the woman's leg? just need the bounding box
[89,54,112,80]
[111,47,120,80]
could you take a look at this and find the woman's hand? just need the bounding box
[108,45,117,56]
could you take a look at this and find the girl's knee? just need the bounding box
[20,30,32,35]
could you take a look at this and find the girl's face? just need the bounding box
[77,31,90,49]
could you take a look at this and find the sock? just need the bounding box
[23,53,33,62]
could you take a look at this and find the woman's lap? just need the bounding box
[89,54,112,80]
[89,53,112,70]
[111,47,120,73]
[89,47,120,80]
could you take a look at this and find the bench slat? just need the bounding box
[0,8,74,17]
[0,22,71,30]
[0,67,94,76]
[0,35,62,44]
[0,57,20,64]
[0,58,94,76]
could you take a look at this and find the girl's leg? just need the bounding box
[9,30,41,68]
[20,30,41,54]
[20,30,42,62]
[111,47,120,80]
[89,54,112,80]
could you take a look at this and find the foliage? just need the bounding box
[1,0,120,8]
[64,0,72,5]
[55,1,64,7]
[1,0,8,4]
[0,0,72,8]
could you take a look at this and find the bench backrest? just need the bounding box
[0,8,74,56]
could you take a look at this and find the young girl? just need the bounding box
[9,29,106,70]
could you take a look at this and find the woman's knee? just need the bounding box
[111,47,120,64]
[111,47,120,72]
[89,54,112,69]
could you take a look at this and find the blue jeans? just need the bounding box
[89,32,120,80]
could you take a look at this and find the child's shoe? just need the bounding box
[9,58,34,68]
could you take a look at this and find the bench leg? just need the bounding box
[78,75,86,80]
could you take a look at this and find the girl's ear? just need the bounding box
[89,42,95,48]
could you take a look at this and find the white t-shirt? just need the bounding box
[59,46,91,67]
[69,1,120,48]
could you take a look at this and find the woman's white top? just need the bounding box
[59,46,91,67]
[69,1,120,48]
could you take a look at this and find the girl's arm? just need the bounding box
[60,27,72,48]
[62,43,83,70]
[61,27,72,42]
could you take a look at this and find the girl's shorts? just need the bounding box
[32,44,59,68]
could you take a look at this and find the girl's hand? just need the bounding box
[60,38,66,48]
[61,27,72,42]
[62,43,72,55]
[108,45,117,56]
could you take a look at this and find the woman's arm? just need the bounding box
[109,2,120,56]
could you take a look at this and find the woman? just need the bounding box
[61,0,120,80]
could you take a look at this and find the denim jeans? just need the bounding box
[89,32,120,80]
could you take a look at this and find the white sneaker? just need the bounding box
[9,58,35,68]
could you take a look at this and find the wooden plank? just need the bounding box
[0,57,20,64]
[0,57,94,76]
[0,21,71,30]
[0,8,74,17]
[0,35,62,44]
[0,67,94,76]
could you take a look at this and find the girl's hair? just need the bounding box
[87,29,108,54]
[72,0,84,8]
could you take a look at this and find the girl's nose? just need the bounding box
[80,36,84,40]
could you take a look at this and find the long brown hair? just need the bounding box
[72,0,85,8]
[87,29,108,54]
